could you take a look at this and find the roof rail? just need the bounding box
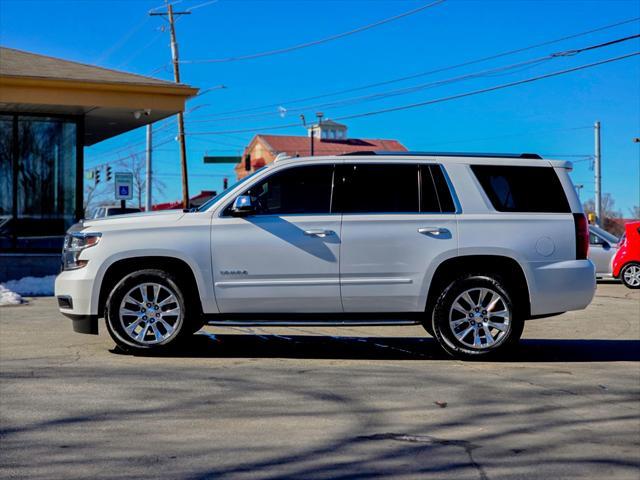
[341,151,542,159]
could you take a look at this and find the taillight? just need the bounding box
[573,213,589,260]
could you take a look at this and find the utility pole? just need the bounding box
[575,184,584,201]
[310,127,314,156]
[311,112,323,156]
[150,3,191,209]
[145,124,153,212]
[594,121,602,226]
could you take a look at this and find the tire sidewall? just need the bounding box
[620,263,640,289]
[105,269,188,351]
[431,275,523,359]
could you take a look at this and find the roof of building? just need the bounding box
[309,119,347,128]
[0,46,182,87]
[257,134,407,156]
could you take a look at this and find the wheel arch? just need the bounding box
[97,256,204,319]
[425,255,531,319]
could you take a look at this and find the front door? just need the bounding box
[211,163,342,313]
[337,162,458,312]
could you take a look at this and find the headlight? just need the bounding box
[62,232,101,270]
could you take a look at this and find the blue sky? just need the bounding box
[1,0,639,214]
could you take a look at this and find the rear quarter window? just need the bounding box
[471,165,570,213]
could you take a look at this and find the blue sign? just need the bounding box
[114,172,133,200]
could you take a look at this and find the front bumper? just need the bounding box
[59,311,99,335]
[55,268,100,335]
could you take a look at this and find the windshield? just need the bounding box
[590,225,619,244]
[196,168,265,212]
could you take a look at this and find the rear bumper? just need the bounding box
[528,259,596,316]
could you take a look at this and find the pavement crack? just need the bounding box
[358,432,489,480]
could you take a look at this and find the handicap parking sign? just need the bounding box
[114,172,133,200]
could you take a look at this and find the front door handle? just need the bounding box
[304,229,335,238]
[418,227,449,236]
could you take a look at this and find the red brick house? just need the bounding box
[235,121,407,179]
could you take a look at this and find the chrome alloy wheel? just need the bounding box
[118,283,182,345]
[448,287,511,349]
[623,265,640,287]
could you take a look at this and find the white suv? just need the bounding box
[55,152,595,359]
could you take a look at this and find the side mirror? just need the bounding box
[231,195,255,216]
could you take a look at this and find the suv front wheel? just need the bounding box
[105,269,192,353]
[429,275,524,359]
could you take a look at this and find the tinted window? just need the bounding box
[106,208,141,216]
[426,165,456,213]
[336,164,419,213]
[471,165,570,213]
[419,165,440,213]
[239,165,333,215]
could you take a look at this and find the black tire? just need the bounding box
[620,262,640,289]
[423,316,435,337]
[430,275,524,360]
[105,269,193,353]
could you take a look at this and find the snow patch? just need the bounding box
[0,285,23,305]
[1,275,56,297]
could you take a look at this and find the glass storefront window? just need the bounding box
[0,115,14,251]
[0,114,79,251]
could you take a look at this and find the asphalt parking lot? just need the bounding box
[0,283,639,480]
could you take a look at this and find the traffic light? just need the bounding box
[106,165,112,182]
[223,177,228,189]
[95,167,101,185]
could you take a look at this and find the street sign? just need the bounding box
[114,172,133,200]
[203,156,241,164]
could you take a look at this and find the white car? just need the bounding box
[92,206,142,219]
[588,225,619,279]
[55,152,595,359]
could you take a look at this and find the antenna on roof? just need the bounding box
[274,152,291,162]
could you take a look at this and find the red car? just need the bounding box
[612,221,640,289]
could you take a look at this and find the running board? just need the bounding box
[206,319,421,327]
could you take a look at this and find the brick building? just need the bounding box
[234,120,407,180]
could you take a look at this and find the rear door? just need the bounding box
[336,162,458,312]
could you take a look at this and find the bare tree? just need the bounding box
[116,153,166,209]
[83,181,111,218]
[583,193,624,235]
[630,206,640,219]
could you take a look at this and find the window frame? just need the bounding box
[218,160,461,217]
[335,162,459,215]
[220,163,338,217]
[470,164,571,214]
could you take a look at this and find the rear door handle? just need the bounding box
[304,229,335,238]
[418,227,449,236]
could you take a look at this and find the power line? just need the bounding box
[93,16,150,65]
[186,51,639,136]
[114,29,164,69]
[179,0,447,64]
[421,127,593,147]
[195,16,640,118]
[187,33,640,125]
[336,52,639,122]
[186,0,218,12]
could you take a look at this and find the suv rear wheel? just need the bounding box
[105,269,192,353]
[429,275,524,359]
